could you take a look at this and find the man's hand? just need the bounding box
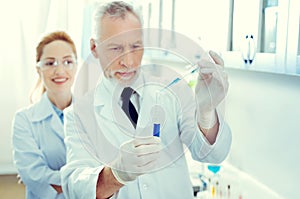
[111,136,161,184]
[195,50,229,129]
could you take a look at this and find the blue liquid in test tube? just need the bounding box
[153,91,160,137]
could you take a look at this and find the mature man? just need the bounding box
[61,1,231,199]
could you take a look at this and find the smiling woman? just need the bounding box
[11,31,78,199]
[32,32,78,104]
[0,0,83,177]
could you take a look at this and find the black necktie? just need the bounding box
[121,87,138,128]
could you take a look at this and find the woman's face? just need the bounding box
[37,40,77,95]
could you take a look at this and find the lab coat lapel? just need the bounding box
[94,77,136,134]
[30,93,53,122]
[50,113,64,139]
[30,93,65,139]
[97,95,136,134]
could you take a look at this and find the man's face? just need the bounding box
[91,13,144,84]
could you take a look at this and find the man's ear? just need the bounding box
[90,38,99,58]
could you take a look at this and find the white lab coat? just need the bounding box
[12,93,65,199]
[61,69,232,199]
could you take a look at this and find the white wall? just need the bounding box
[0,73,29,174]
[225,68,300,199]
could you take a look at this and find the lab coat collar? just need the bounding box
[93,70,146,131]
[30,92,66,139]
[29,92,54,122]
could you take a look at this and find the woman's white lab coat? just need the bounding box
[12,93,66,199]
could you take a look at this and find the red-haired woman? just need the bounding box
[12,31,77,199]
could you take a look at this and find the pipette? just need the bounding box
[152,65,200,137]
[160,65,200,92]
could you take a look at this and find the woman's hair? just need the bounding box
[92,1,143,40]
[30,31,77,103]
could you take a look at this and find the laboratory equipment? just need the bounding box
[153,123,160,137]
[208,165,221,174]
[241,34,256,64]
[152,91,161,137]
[207,164,221,198]
[159,65,200,92]
[153,64,201,136]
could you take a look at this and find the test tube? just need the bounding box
[152,90,160,137]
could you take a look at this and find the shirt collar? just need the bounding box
[30,92,74,122]
[52,103,63,115]
[51,102,64,123]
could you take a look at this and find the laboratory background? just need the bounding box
[0,0,300,198]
